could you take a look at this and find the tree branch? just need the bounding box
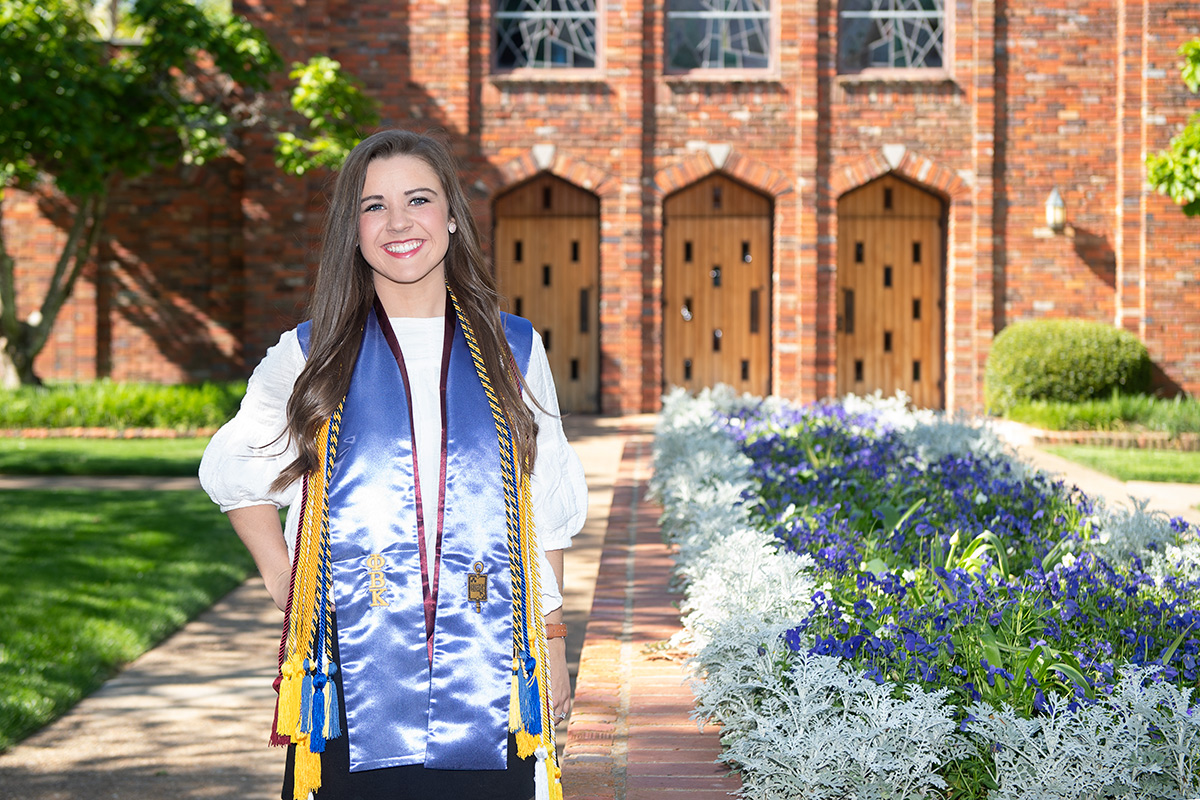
[30,190,109,357]
[42,193,92,314]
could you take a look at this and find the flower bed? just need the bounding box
[652,387,1200,800]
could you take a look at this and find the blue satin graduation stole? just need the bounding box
[297,303,533,772]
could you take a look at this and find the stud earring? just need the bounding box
[448,221,457,234]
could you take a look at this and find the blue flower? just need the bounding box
[1061,599,1080,622]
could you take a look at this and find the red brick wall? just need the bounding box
[998,0,1200,396]
[996,0,1121,327]
[1139,4,1200,395]
[2,161,245,384]
[6,0,1198,406]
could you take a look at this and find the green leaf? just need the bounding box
[1158,622,1194,666]
[979,625,1004,672]
[274,56,380,176]
[1049,661,1090,692]
[958,530,1010,579]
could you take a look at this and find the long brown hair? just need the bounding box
[271,129,538,492]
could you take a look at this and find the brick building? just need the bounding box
[4,0,1198,413]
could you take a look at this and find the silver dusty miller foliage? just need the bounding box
[965,668,1200,800]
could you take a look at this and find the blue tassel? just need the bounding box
[325,663,341,740]
[310,672,327,752]
[299,659,314,734]
[519,651,542,736]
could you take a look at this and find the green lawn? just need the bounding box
[1043,444,1200,484]
[0,489,252,752]
[0,437,210,476]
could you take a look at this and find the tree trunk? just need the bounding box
[0,342,18,389]
[0,192,20,388]
[0,327,39,389]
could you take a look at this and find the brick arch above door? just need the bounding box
[654,148,794,199]
[485,146,620,199]
[830,146,970,203]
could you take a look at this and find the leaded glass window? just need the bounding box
[666,0,771,71]
[838,0,945,72]
[494,0,598,70]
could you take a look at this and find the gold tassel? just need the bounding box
[292,736,322,800]
[276,655,304,739]
[515,729,539,759]
[509,664,522,731]
[278,416,336,747]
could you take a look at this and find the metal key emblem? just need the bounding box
[468,561,488,612]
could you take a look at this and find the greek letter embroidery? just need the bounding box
[366,553,390,608]
[467,561,488,612]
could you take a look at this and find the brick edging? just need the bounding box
[1032,430,1200,451]
[0,427,218,439]
[562,436,739,800]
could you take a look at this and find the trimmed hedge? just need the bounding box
[984,319,1151,413]
[0,380,247,430]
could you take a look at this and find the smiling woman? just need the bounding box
[198,130,587,800]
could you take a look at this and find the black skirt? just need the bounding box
[281,621,535,800]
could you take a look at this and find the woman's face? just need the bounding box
[357,154,456,315]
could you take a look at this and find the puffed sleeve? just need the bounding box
[525,332,588,550]
[199,330,305,513]
[521,331,588,614]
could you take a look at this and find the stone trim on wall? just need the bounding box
[829,145,970,201]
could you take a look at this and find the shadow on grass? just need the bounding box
[0,438,209,477]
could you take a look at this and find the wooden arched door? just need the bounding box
[663,175,772,395]
[837,175,945,408]
[494,174,600,413]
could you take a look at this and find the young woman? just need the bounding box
[200,129,587,800]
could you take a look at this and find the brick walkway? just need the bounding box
[562,436,740,800]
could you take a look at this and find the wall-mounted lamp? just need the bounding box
[1045,188,1066,234]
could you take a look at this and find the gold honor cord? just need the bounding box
[279,399,345,800]
[449,288,563,800]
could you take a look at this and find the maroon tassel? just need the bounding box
[268,689,290,747]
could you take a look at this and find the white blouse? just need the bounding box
[199,317,588,612]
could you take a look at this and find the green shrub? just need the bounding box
[984,319,1151,413]
[0,381,247,430]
